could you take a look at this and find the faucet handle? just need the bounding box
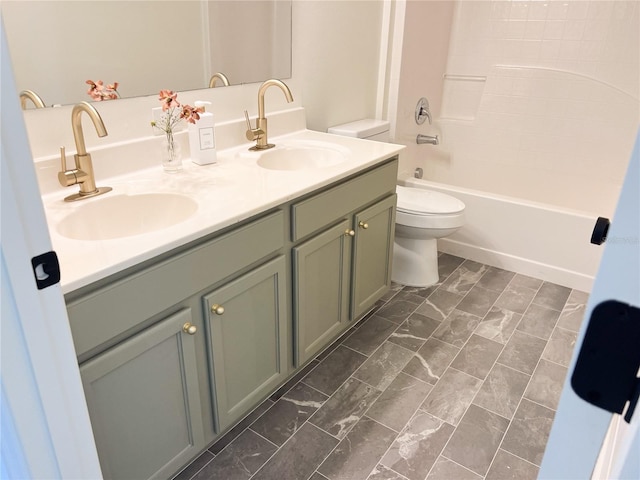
[244,110,264,142]
[58,145,87,187]
[244,110,253,130]
[59,146,67,172]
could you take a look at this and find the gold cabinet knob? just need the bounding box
[182,323,197,335]
[359,221,369,229]
[345,229,355,237]
[211,304,225,315]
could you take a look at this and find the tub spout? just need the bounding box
[417,134,439,145]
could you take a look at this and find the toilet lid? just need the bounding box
[396,185,465,215]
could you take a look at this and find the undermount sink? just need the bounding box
[255,141,349,171]
[57,193,198,241]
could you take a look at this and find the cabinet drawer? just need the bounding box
[291,158,398,241]
[68,210,284,359]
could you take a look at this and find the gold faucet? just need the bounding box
[208,72,230,88]
[58,101,112,202]
[245,79,294,150]
[19,90,46,109]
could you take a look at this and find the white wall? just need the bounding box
[293,0,383,132]
[391,1,456,179]
[427,0,639,216]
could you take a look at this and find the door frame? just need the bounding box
[0,17,102,479]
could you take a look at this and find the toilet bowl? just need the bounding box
[327,118,466,287]
[392,185,465,287]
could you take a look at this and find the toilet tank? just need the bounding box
[328,119,390,142]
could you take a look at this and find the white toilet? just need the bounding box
[328,119,466,288]
[393,186,465,286]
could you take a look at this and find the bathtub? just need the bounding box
[399,177,604,292]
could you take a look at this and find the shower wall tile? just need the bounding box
[436,0,638,214]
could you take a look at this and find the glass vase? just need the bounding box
[162,132,182,173]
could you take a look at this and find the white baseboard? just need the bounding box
[439,238,594,292]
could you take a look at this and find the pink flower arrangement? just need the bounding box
[86,80,120,101]
[151,90,204,136]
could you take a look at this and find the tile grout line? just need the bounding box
[484,287,571,476]
[416,265,524,479]
[468,278,548,478]
[312,260,464,480]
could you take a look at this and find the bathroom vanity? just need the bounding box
[45,129,402,479]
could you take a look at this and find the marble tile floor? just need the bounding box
[173,253,589,480]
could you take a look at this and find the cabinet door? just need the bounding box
[80,309,205,480]
[293,219,352,365]
[204,256,288,431]
[352,194,397,320]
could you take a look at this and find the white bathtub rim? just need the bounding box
[398,175,599,292]
[399,175,598,219]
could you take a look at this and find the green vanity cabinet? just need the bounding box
[291,159,399,366]
[293,219,352,365]
[65,157,399,480]
[351,194,397,319]
[203,256,289,431]
[79,308,205,480]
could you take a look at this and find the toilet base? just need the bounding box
[391,236,439,287]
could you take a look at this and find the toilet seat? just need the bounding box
[396,185,465,215]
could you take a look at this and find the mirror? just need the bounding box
[1,0,292,108]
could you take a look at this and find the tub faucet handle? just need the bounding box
[415,97,432,125]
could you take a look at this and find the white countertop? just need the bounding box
[42,129,405,294]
